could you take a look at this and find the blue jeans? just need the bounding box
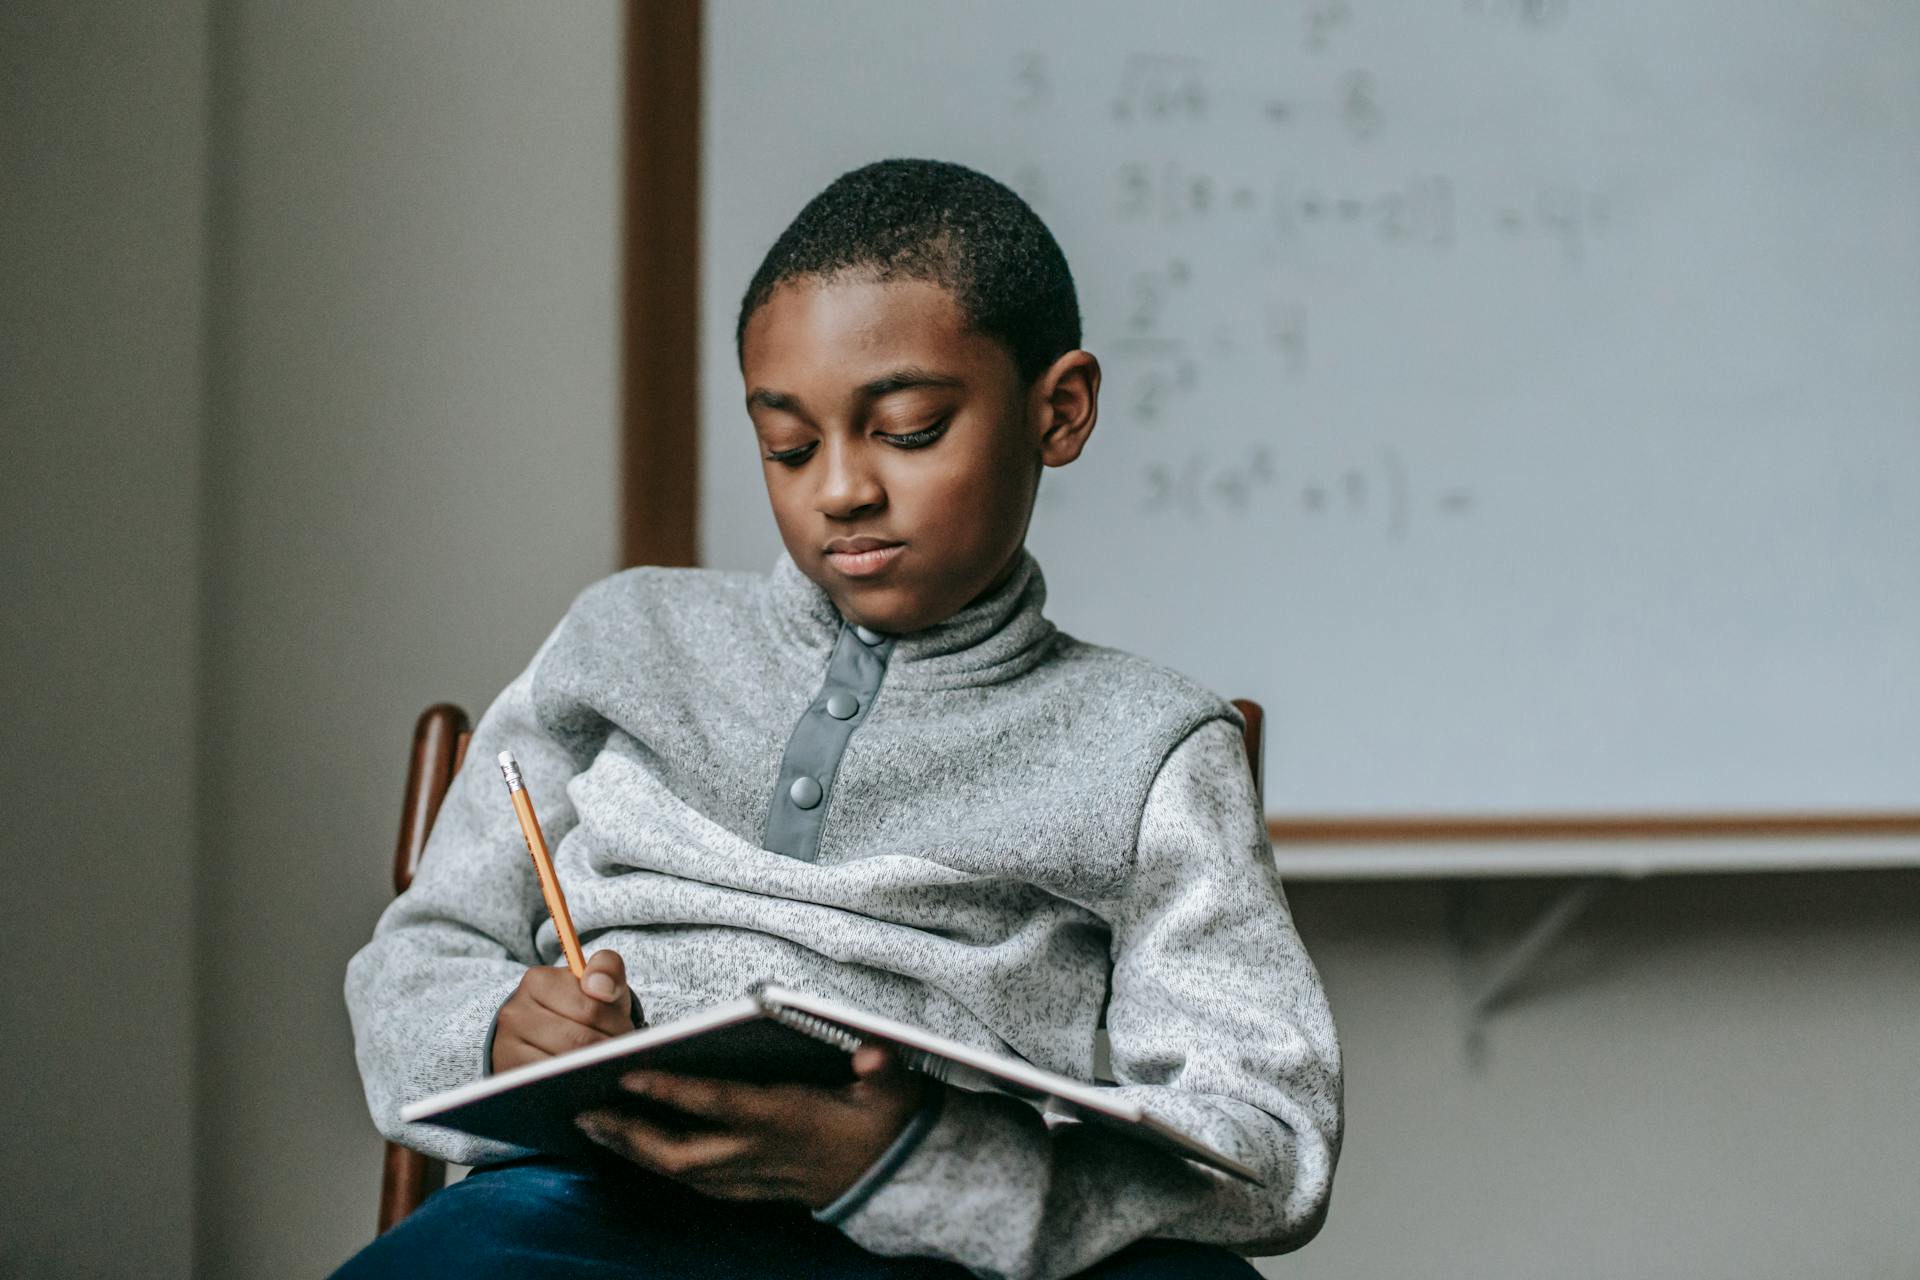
[330,1153,1262,1279]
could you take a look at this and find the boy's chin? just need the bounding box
[826,585,922,635]
[819,577,949,637]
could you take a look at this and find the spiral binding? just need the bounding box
[762,1002,953,1083]
[765,1006,865,1054]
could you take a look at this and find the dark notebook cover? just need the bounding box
[400,986,1259,1183]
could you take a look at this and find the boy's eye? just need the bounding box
[765,442,817,467]
[762,418,948,467]
[878,418,950,449]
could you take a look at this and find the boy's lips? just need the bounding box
[823,539,905,577]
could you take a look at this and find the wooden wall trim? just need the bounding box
[622,0,703,568]
[1269,812,1920,844]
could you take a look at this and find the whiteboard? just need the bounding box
[699,0,1920,817]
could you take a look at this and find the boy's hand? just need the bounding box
[573,1043,932,1210]
[491,949,640,1075]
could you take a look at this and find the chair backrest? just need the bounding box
[375,696,1266,1233]
[1230,698,1264,808]
[378,705,470,1234]
[391,703,472,897]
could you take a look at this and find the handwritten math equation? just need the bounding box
[1105,162,1608,265]
[1035,442,1475,537]
[1134,446,1474,537]
[1005,4,1600,541]
[1005,0,1611,268]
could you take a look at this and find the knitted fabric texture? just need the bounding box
[344,548,1342,1280]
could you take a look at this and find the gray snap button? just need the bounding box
[788,776,824,809]
[853,624,885,645]
[825,692,859,720]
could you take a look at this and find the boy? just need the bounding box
[336,158,1341,1280]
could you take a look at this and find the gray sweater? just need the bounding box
[344,548,1342,1280]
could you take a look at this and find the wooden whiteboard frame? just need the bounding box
[622,0,702,570]
[1268,813,1920,878]
[633,4,1920,877]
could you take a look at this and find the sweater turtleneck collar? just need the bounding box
[761,546,1059,690]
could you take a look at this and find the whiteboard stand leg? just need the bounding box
[1447,878,1607,1067]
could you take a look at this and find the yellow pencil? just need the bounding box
[496,750,587,979]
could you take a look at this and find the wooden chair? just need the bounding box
[378,703,472,1234]
[374,697,1266,1233]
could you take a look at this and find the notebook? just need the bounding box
[399,982,1260,1184]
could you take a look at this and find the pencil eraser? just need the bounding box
[498,750,515,767]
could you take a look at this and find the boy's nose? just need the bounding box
[815,443,885,518]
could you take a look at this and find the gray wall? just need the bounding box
[2,2,620,1277]
[1272,874,1920,1279]
[2,3,209,1276]
[195,2,621,1274]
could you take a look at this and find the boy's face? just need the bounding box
[740,274,1098,634]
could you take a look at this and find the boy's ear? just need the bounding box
[1031,350,1100,467]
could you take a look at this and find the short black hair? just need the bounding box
[735,158,1081,386]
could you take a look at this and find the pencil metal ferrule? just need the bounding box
[497,751,525,793]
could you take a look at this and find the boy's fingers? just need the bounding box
[581,949,625,1002]
[505,1013,614,1060]
[576,1109,750,1178]
[619,1071,769,1124]
[522,982,625,1043]
[850,1044,894,1079]
[525,968,625,1030]
[525,976,592,1023]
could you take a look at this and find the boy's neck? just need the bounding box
[953,544,1026,620]
[764,544,1053,685]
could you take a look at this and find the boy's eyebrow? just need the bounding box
[746,366,966,416]
[856,367,966,399]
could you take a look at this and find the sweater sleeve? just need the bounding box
[822,715,1344,1280]
[342,611,596,1166]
